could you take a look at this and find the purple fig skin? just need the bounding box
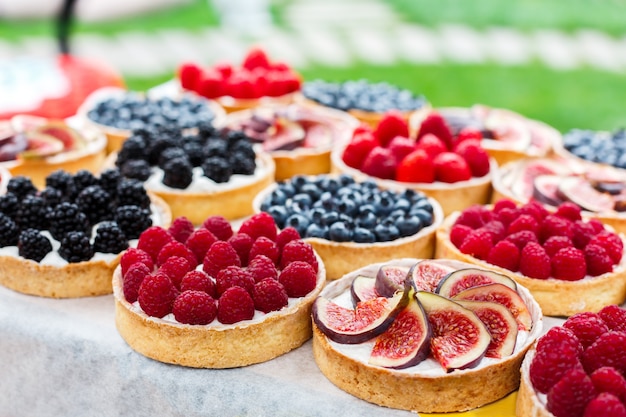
[532,175,564,207]
[374,265,410,298]
[350,275,380,306]
[557,176,615,213]
[435,268,517,298]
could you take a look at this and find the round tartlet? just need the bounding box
[516,347,554,417]
[312,258,543,414]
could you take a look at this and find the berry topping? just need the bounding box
[47,202,90,241]
[137,272,179,318]
[373,110,409,146]
[76,185,112,225]
[486,240,520,271]
[278,261,317,297]
[186,228,218,263]
[253,278,288,313]
[584,244,614,276]
[416,112,454,150]
[583,392,626,417]
[249,236,280,265]
[432,152,472,183]
[120,247,154,276]
[453,140,490,177]
[544,235,574,257]
[551,247,587,281]
[459,228,493,260]
[168,216,195,244]
[563,312,610,349]
[215,265,255,296]
[7,176,37,199]
[581,331,626,375]
[519,242,551,279]
[203,241,241,278]
[546,367,597,417]
[599,304,626,332]
[360,147,397,180]
[15,195,49,231]
[247,255,278,282]
[17,228,52,262]
[114,205,152,240]
[173,290,217,325]
[279,239,318,272]
[156,241,197,269]
[137,226,174,262]
[202,215,233,241]
[122,263,152,303]
[180,270,216,298]
[217,286,255,324]
[395,149,435,183]
[239,212,278,241]
[590,367,626,403]
[157,256,192,289]
[58,231,94,263]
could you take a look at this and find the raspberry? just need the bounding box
[360,146,398,180]
[249,236,280,265]
[157,256,192,289]
[536,326,584,356]
[585,243,614,276]
[168,216,195,244]
[582,331,626,375]
[587,219,606,234]
[454,205,491,228]
[486,240,520,271]
[342,130,379,169]
[546,367,596,417]
[456,126,483,143]
[238,212,277,241]
[180,270,217,298]
[186,228,218,263]
[122,263,151,303]
[450,224,473,248]
[551,247,587,281]
[493,198,517,213]
[173,290,217,325]
[598,305,626,332]
[519,201,549,223]
[217,286,255,324]
[454,139,490,177]
[482,220,506,243]
[253,278,288,313]
[505,230,539,250]
[156,241,198,269]
[228,232,254,266]
[540,214,574,243]
[564,312,610,348]
[583,393,626,417]
[203,241,241,278]
[373,110,409,146]
[414,133,447,159]
[215,265,255,296]
[395,149,435,183]
[556,202,582,222]
[496,207,518,228]
[201,215,233,241]
[137,226,174,262]
[416,111,454,150]
[589,231,623,264]
[137,273,179,318]
[544,236,574,257]
[278,261,317,297]
[433,152,472,183]
[572,220,596,249]
[590,367,626,404]
[506,214,539,236]
[459,228,493,260]
[388,136,418,162]
[279,240,318,272]
[247,254,278,282]
[275,227,301,249]
[120,247,154,276]
[519,242,551,279]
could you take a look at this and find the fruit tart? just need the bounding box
[435,199,626,316]
[0,170,171,298]
[554,126,626,171]
[79,87,225,153]
[0,115,107,188]
[110,124,275,225]
[177,47,302,113]
[330,110,494,215]
[224,103,358,180]
[312,258,542,413]
[517,304,626,417]
[254,173,443,280]
[113,213,326,368]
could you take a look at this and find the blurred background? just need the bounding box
[1,0,625,132]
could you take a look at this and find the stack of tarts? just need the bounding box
[311,258,542,413]
[113,213,325,368]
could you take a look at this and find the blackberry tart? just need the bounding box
[0,170,171,298]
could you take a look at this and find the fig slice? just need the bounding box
[350,275,380,306]
[375,264,410,298]
[452,283,532,331]
[532,175,564,207]
[312,286,410,344]
[513,159,571,200]
[19,132,64,159]
[35,122,86,151]
[455,300,518,359]
[415,291,490,371]
[557,176,615,213]
[408,260,456,292]
[436,268,517,298]
[369,294,431,369]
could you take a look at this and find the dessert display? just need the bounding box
[111,124,275,225]
[254,174,443,280]
[113,212,326,368]
[224,103,359,180]
[177,47,302,113]
[300,79,428,126]
[330,111,494,215]
[79,88,225,153]
[517,304,626,417]
[0,169,171,298]
[312,258,542,413]
[0,115,107,188]
[436,199,626,316]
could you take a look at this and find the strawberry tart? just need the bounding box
[312,258,542,413]
[331,110,494,216]
[0,169,171,298]
[436,199,626,316]
[113,213,326,368]
[517,304,626,417]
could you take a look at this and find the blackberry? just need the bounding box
[146,135,178,165]
[47,202,90,241]
[39,187,64,208]
[18,228,52,262]
[203,140,228,159]
[182,141,205,167]
[229,152,256,175]
[116,134,148,168]
[229,139,256,160]
[98,168,122,198]
[76,185,113,224]
[162,157,193,189]
[72,170,98,194]
[0,192,19,218]
[15,195,50,230]
[224,130,249,147]
[59,231,94,263]
[158,147,188,169]
[202,156,232,183]
[93,221,128,254]
[120,159,152,181]
[45,170,76,199]
[116,179,151,209]
[7,176,37,200]
[197,122,218,139]
[114,205,152,239]
[0,213,19,247]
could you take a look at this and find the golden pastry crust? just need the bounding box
[113,255,327,368]
[216,93,296,114]
[516,348,554,417]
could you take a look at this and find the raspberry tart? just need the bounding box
[113,213,326,368]
[517,304,626,417]
[312,258,542,413]
[224,103,358,180]
[0,170,171,298]
[331,111,494,215]
[254,173,443,280]
[436,199,626,316]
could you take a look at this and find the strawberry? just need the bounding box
[360,146,398,180]
[195,69,223,99]
[416,112,454,150]
[396,149,435,183]
[454,140,491,177]
[415,133,448,158]
[225,70,258,99]
[265,70,293,97]
[178,62,203,91]
[433,152,472,183]
[212,61,233,78]
[387,135,417,162]
[342,131,379,169]
[242,47,271,70]
[373,110,409,146]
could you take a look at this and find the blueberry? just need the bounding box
[300,183,322,200]
[278,182,297,198]
[411,208,434,227]
[317,177,341,194]
[388,209,406,220]
[376,194,395,216]
[329,222,353,242]
[269,189,288,206]
[321,211,339,226]
[353,227,376,243]
[411,198,434,214]
[285,213,310,236]
[397,215,423,237]
[392,198,411,212]
[309,207,327,224]
[338,174,355,187]
[336,198,357,216]
[267,206,288,228]
[292,193,313,208]
[358,204,377,216]
[374,222,400,242]
[291,175,308,191]
[356,211,378,229]
[305,223,329,239]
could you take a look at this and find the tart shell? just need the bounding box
[516,348,554,417]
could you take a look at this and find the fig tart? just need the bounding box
[436,199,626,316]
[0,169,171,298]
[312,258,542,413]
[113,213,325,368]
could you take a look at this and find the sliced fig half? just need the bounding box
[452,283,532,331]
[532,175,564,207]
[436,268,517,298]
[35,122,85,151]
[261,118,306,151]
[512,159,571,200]
[415,291,491,371]
[312,287,410,344]
[375,264,410,297]
[408,260,456,292]
[350,275,380,306]
[369,294,431,369]
[19,132,64,159]
[557,176,614,213]
[455,300,518,359]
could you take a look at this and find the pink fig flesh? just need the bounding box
[409,260,456,292]
[374,264,410,297]
[436,268,516,298]
[350,275,380,306]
